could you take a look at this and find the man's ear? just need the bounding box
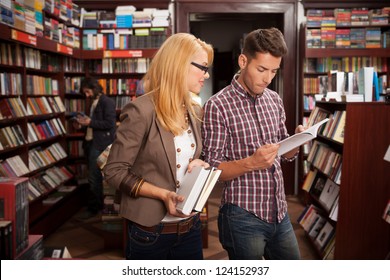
[238,54,247,69]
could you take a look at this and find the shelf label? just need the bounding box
[57,44,73,55]
[104,50,143,58]
[11,29,37,46]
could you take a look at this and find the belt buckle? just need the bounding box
[177,218,192,234]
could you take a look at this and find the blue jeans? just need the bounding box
[218,203,300,260]
[126,216,203,260]
[86,142,103,213]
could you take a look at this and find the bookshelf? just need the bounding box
[299,101,390,259]
[0,8,87,238]
[1,0,215,254]
[298,1,390,259]
[299,0,390,187]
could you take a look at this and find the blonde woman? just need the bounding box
[103,33,214,260]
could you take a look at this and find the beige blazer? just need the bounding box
[103,94,203,226]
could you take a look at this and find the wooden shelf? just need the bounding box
[306,48,390,58]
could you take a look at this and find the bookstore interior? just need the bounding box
[0,0,389,261]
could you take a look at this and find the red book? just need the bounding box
[0,99,14,119]
[0,177,29,258]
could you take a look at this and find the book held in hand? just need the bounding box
[176,166,222,215]
[277,118,329,156]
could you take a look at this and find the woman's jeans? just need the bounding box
[218,203,301,260]
[126,216,203,260]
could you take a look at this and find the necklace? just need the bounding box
[182,103,189,129]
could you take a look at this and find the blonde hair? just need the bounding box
[143,33,214,135]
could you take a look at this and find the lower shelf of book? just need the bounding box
[29,184,88,236]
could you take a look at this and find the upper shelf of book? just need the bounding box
[305,48,390,58]
[0,22,159,60]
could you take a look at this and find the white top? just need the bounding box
[162,124,196,223]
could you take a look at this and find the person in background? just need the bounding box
[202,27,304,260]
[103,33,214,260]
[77,77,116,219]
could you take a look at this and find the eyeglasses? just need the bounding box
[191,62,209,74]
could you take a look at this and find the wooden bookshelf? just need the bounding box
[298,1,390,259]
[335,102,390,259]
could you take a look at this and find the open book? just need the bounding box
[277,118,329,156]
[176,166,222,215]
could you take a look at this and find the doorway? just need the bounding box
[189,13,284,102]
[175,1,298,194]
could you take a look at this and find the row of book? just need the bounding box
[28,95,65,114]
[0,141,67,177]
[303,107,346,145]
[67,139,84,158]
[0,0,81,35]
[303,95,316,112]
[81,7,170,29]
[0,42,23,66]
[63,57,84,73]
[64,76,82,95]
[89,58,151,74]
[1,42,84,72]
[28,166,73,201]
[64,98,85,112]
[0,72,23,96]
[298,204,336,259]
[28,142,67,172]
[24,47,61,71]
[304,56,388,74]
[306,27,390,49]
[82,29,168,50]
[304,72,387,102]
[43,17,80,48]
[0,154,30,177]
[0,96,66,120]
[0,117,66,151]
[28,118,66,142]
[306,7,390,27]
[307,140,342,185]
[319,110,346,144]
[95,77,143,97]
[0,124,27,150]
[302,171,340,215]
[110,95,134,111]
[26,75,59,95]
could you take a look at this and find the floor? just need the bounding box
[43,183,318,260]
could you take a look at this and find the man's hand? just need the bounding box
[249,144,279,170]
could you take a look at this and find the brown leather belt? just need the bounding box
[135,215,197,235]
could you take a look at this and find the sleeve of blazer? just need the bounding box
[103,100,147,196]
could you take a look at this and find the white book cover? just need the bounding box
[315,221,334,249]
[176,166,214,215]
[277,118,329,156]
[319,178,340,211]
[358,67,374,101]
[194,169,221,212]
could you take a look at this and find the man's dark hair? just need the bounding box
[80,77,103,97]
[242,27,288,60]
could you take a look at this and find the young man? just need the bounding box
[202,28,304,260]
[77,77,116,219]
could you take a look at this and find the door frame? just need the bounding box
[175,1,298,194]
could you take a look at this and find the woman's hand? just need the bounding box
[187,159,210,173]
[162,190,190,218]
